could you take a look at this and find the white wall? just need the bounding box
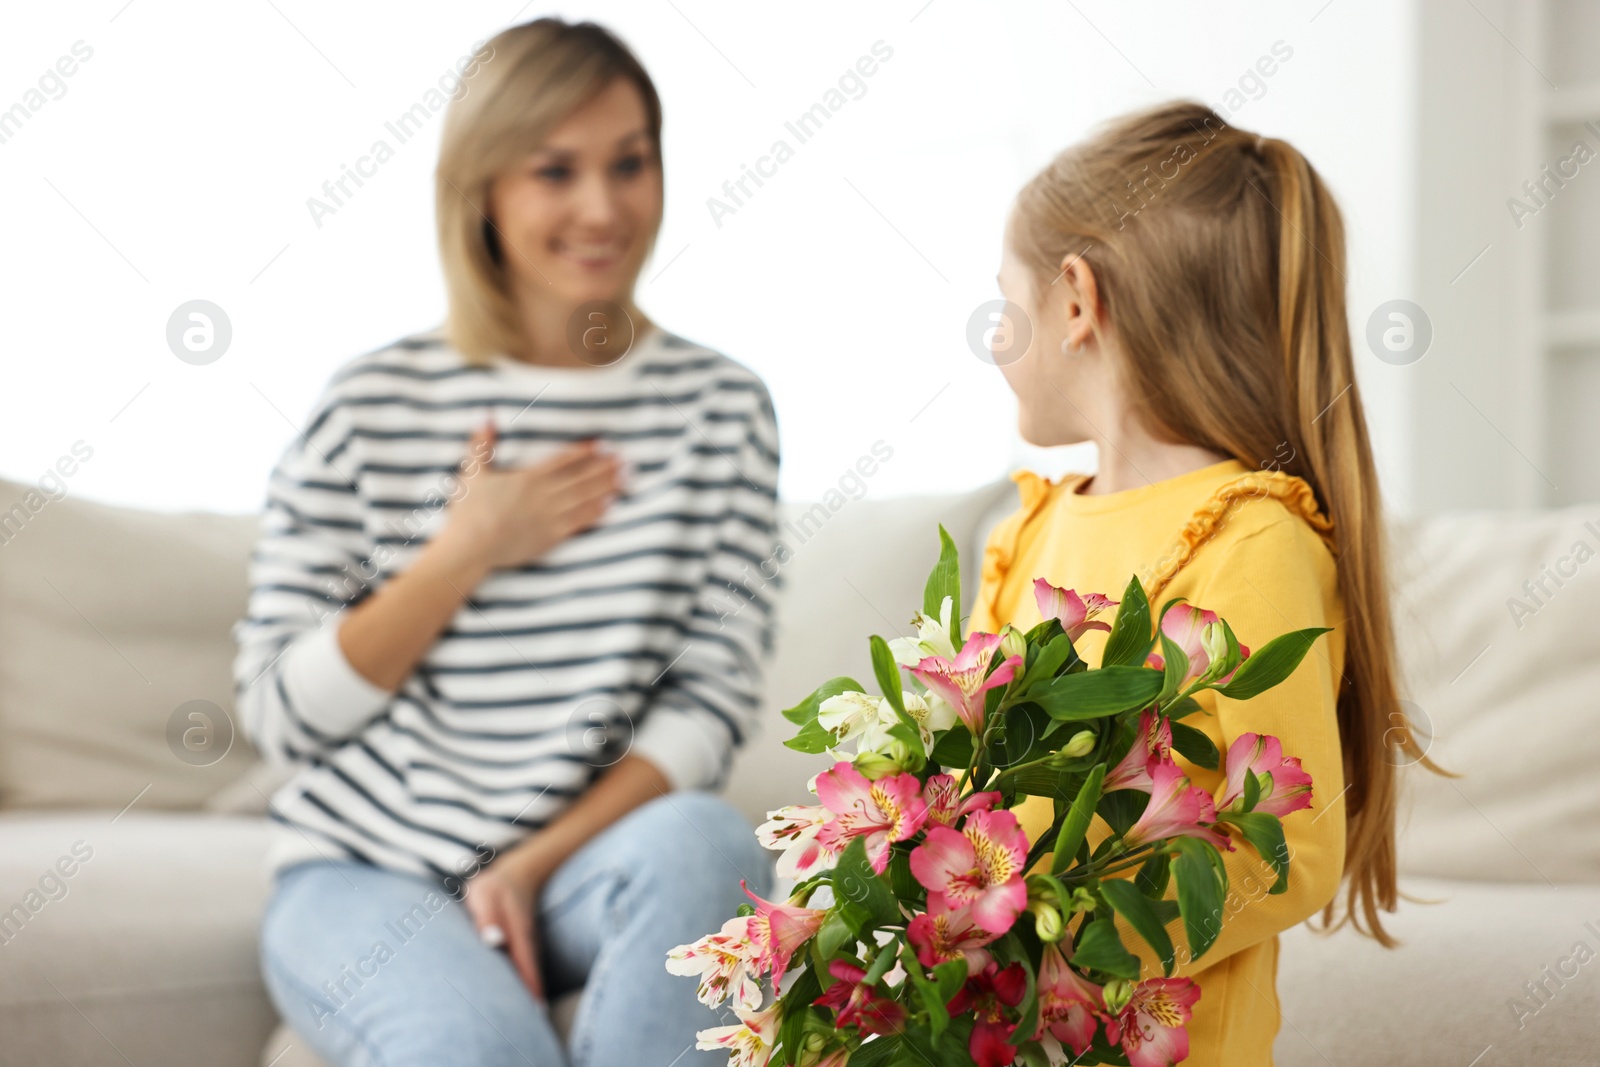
[0,0,1413,513]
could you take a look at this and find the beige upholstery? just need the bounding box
[0,473,1596,1066]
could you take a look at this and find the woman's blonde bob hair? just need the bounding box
[435,18,663,364]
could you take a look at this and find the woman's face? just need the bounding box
[486,77,663,309]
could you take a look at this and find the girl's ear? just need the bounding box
[1056,251,1102,352]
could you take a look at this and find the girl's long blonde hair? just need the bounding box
[1010,100,1452,947]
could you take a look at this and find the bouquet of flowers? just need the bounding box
[667,528,1326,1067]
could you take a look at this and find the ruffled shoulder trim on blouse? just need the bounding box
[1144,471,1335,604]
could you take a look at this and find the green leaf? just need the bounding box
[1166,694,1205,721]
[1102,879,1176,976]
[1172,837,1228,961]
[1028,666,1164,722]
[782,676,866,726]
[783,718,835,754]
[870,635,925,761]
[1101,575,1154,668]
[1053,764,1104,874]
[1135,851,1171,899]
[1242,765,1262,812]
[863,942,899,986]
[831,836,900,930]
[1167,719,1219,771]
[900,942,950,1044]
[1220,810,1291,893]
[923,524,962,649]
[1070,915,1141,980]
[1018,634,1078,693]
[777,966,821,1059]
[816,911,855,966]
[1096,788,1148,838]
[1156,632,1189,707]
[929,725,974,769]
[1213,627,1332,700]
[932,957,968,1004]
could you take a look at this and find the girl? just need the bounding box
[973,101,1441,1064]
[237,19,778,1066]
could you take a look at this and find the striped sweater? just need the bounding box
[232,324,780,884]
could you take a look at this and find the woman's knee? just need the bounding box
[625,789,772,898]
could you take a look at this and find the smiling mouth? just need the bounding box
[554,238,629,271]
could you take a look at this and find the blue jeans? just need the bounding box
[259,790,774,1067]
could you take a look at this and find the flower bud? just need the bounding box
[999,625,1027,662]
[857,748,908,780]
[1029,899,1064,942]
[1102,978,1135,1014]
[1199,622,1231,682]
[1060,729,1096,759]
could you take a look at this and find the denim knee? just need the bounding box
[631,790,773,900]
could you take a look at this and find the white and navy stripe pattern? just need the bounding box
[232,325,780,882]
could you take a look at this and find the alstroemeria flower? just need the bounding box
[1033,580,1119,642]
[910,632,1021,737]
[755,803,841,880]
[1034,939,1107,1057]
[1106,977,1201,1067]
[813,959,906,1036]
[1124,760,1234,853]
[741,881,827,990]
[814,761,929,874]
[906,893,1002,971]
[910,807,1030,933]
[816,691,883,745]
[694,999,781,1067]
[921,773,1001,829]
[1103,709,1173,793]
[888,595,959,668]
[860,690,959,753]
[1148,605,1250,686]
[666,916,762,1011]
[1217,732,1314,818]
[946,961,1028,1067]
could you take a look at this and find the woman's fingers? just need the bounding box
[503,909,544,1002]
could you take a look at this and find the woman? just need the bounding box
[236,19,779,1066]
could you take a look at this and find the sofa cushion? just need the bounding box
[1276,876,1600,1066]
[1390,510,1600,883]
[0,811,278,1066]
[0,480,260,811]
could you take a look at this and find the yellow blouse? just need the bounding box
[969,459,1347,1067]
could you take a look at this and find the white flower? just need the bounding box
[861,690,958,753]
[695,1000,781,1067]
[755,803,839,879]
[887,595,958,668]
[666,916,763,1012]
[816,691,883,744]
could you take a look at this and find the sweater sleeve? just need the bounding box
[1110,517,1349,980]
[630,384,782,793]
[231,386,392,766]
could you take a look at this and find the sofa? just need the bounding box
[0,474,1595,1066]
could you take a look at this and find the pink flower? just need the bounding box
[694,999,781,1067]
[946,961,1029,1067]
[921,773,1002,829]
[1033,579,1118,642]
[1124,761,1234,853]
[1103,709,1173,793]
[906,893,1002,971]
[755,803,841,879]
[1106,977,1201,1067]
[666,916,763,1011]
[909,807,1030,933]
[814,960,906,1036]
[814,761,929,874]
[1217,732,1314,818]
[1034,940,1107,1057]
[910,631,1021,736]
[1150,604,1249,686]
[741,881,827,990]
